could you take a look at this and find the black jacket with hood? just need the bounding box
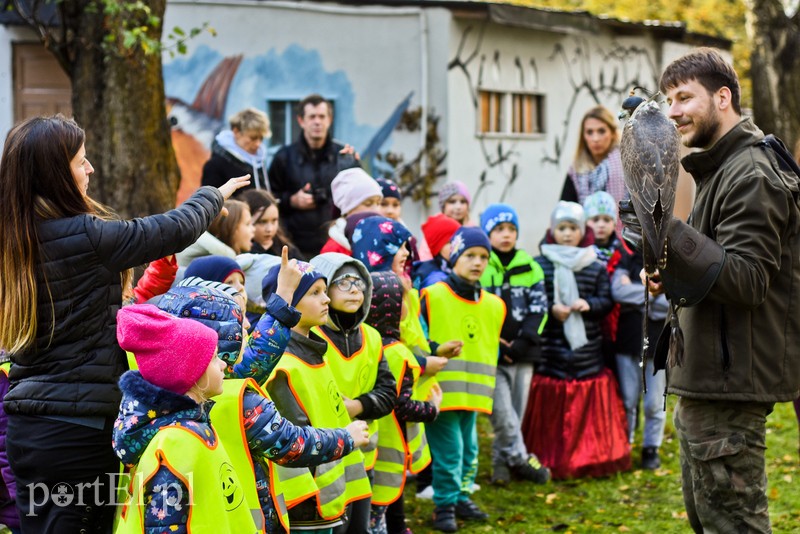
[310,253,397,421]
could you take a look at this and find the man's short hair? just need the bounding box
[296,94,331,118]
[660,47,741,115]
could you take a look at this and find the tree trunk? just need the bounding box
[56,0,180,218]
[745,0,800,149]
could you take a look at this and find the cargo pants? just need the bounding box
[674,397,774,533]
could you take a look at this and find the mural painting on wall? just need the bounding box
[163,44,417,204]
[449,23,660,205]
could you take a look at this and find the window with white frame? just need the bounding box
[477,90,544,137]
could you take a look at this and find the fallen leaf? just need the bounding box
[546,493,558,504]
[769,487,779,499]
[618,485,630,491]
[618,526,630,532]
[783,475,792,483]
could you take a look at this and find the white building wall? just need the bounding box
[445,18,675,251]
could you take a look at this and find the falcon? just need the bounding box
[619,91,681,275]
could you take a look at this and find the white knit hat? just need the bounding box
[331,168,383,215]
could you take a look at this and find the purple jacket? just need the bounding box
[0,358,20,529]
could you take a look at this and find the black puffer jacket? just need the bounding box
[268,135,359,256]
[534,255,613,380]
[5,187,223,418]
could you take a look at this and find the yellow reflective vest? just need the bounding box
[266,352,372,520]
[401,288,431,354]
[314,324,382,470]
[421,282,506,413]
[371,341,432,505]
[115,425,259,534]
[211,378,318,533]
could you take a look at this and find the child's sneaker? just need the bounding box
[454,498,488,521]
[432,505,457,532]
[511,454,551,483]
[415,485,435,500]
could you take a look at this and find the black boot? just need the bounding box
[432,505,457,532]
[641,446,661,470]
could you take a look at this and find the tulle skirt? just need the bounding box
[522,368,631,479]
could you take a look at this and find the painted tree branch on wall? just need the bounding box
[380,107,447,207]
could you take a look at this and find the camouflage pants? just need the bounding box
[674,397,774,533]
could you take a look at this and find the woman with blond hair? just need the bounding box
[0,114,249,532]
[561,106,628,209]
[202,107,271,191]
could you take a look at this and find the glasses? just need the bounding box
[333,278,366,292]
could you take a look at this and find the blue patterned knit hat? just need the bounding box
[448,227,491,266]
[155,285,244,365]
[350,216,412,272]
[261,261,325,306]
[583,191,618,222]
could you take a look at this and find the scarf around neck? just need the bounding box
[541,244,597,350]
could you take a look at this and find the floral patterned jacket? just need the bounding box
[114,371,355,534]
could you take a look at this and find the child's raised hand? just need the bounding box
[276,246,303,304]
[345,420,370,448]
[571,298,590,312]
[436,340,463,359]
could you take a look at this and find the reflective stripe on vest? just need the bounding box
[0,361,9,378]
[372,343,407,505]
[116,426,259,534]
[371,342,433,504]
[315,324,383,470]
[267,352,372,520]
[421,282,505,413]
[210,379,275,532]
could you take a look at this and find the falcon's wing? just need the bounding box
[620,101,680,272]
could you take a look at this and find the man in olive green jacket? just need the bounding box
[622,48,800,533]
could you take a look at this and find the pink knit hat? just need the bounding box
[117,304,218,395]
[331,168,383,215]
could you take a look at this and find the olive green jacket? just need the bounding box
[668,118,800,402]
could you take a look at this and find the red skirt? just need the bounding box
[522,368,631,479]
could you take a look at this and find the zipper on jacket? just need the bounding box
[720,307,731,392]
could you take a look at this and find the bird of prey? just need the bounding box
[618,91,681,275]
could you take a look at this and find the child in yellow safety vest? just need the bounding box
[153,248,369,534]
[113,304,259,533]
[419,227,506,533]
[365,270,442,534]
[308,253,399,534]
[263,261,373,534]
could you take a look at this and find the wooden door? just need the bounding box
[13,43,71,122]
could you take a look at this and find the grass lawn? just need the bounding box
[403,399,800,533]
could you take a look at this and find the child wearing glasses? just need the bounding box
[309,252,399,534]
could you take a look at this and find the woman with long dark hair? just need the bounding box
[0,114,249,531]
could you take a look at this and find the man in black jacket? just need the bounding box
[268,94,359,259]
